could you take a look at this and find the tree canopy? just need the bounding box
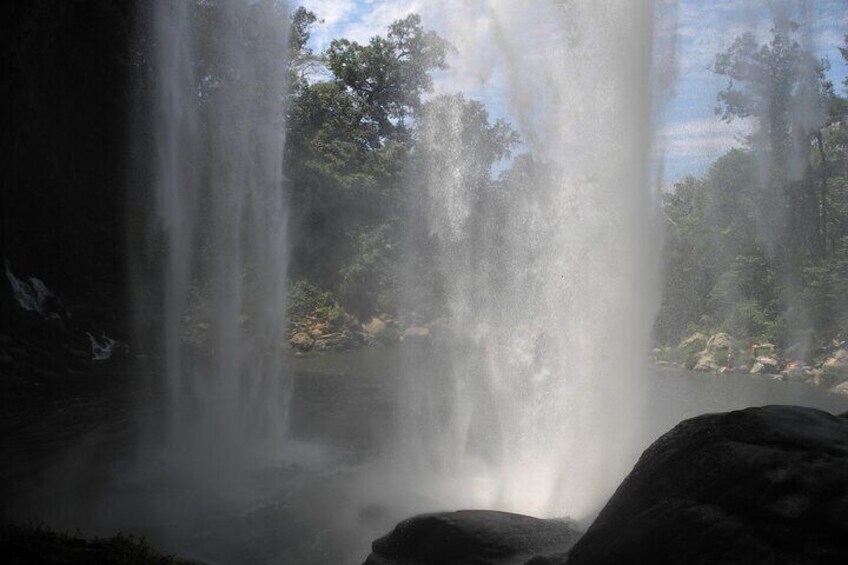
[284,11,515,319]
[656,25,848,352]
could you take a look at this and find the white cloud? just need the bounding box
[289,0,843,180]
[294,0,355,49]
[657,116,753,158]
[295,0,429,50]
[340,0,427,44]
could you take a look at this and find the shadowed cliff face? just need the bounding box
[1,0,138,332]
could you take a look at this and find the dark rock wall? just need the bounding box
[2,0,139,331]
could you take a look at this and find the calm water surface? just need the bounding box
[3,348,847,564]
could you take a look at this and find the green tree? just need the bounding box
[403,94,519,318]
[326,14,453,138]
[714,20,833,257]
[283,13,460,318]
[288,7,319,94]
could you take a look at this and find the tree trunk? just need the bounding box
[814,129,829,256]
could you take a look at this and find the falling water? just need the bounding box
[149,0,290,475]
[399,0,664,519]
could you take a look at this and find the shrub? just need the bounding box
[287,279,338,319]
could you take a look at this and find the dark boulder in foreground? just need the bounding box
[362,510,580,565]
[365,406,848,564]
[566,405,848,565]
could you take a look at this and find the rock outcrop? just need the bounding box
[692,332,735,372]
[364,406,848,565]
[289,308,364,351]
[677,332,707,369]
[566,405,848,564]
[362,510,580,565]
[667,333,848,390]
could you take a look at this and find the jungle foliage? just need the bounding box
[284,8,518,319]
[655,27,848,352]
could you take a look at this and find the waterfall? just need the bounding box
[400,0,664,519]
[148,0,290,475]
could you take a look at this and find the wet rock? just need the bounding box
[362,510,581,565]
[308,322,331,338]
[824,348,848,366]
[289,332,314,351]
[804,368,822,385]
[751,342,776,358]
[360,317,399,345]
[693,354,718,372]
[784,359,802,370]
[678,333,707,369]
[566,405,848,565]
[820,349,848,386]
[782,362,814,384]
[401,326,431,345]
[750,356,779,374]
[678,332,707,350]
[693,333,735,372]
[783,367,806,383]
[362,317,387,338]
[831,381,848,396]
[706,332,734,362]
[289,306,364,351]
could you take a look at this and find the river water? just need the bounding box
[3,348,847,564]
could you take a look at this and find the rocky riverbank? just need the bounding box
[653,332,848,395]
[287,306,451,353]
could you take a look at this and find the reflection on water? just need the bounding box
[4,348,848,564]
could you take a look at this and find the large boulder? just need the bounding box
[691,332,735,372]
[361,510,580,565]
[823,348,848,369]
[566,406,848,565]
[831,381,848,396]
[677,332,707,369]
[362,316,401,346]
[362,317,387,338]
[289,331,314,351]
[750,355,780,375]
[289,307,364,351]
[819,349,848,387]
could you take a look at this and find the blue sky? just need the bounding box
[293,0,847,182]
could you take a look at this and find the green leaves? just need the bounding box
[285,13,466,317]
[326,14,452,137]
